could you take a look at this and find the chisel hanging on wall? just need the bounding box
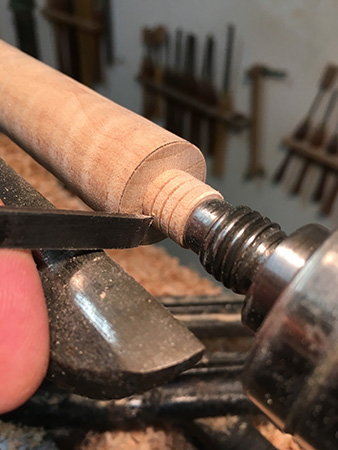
[294,65,338,141]
[165,29,183,134]
[199,35,218,155]
[245,65,286,180]
[102,0,114,65]
[291,88,338,196]
[152,26,167,119]
[9,0,40,59]
[211,24,235,177]
[185,34,198,143]
[140,27,155,118]
[313,119,338,202]
[273,65,337,184]
[321,177,338,216]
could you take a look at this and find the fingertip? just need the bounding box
[0,250,49,413]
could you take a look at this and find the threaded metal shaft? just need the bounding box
[184,199,286,294]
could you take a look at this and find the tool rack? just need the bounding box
[138,25,252,178]
[42,0,114,88]
[273,63,338,216]
[138,26,289,180]
[283,137,338,173]
[138,77,249,131]
[280,137,338,216]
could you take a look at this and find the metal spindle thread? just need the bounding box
[184,199,286,294]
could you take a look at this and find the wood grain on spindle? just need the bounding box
[0,40,222,245]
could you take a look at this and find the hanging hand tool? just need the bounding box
[3,41,338,449]
[43,0,103,86]
[168,31,192,137]
[187,33,203,147]
[162,31,174,129]
[169,29,184,134]
[9,0,40,59]
[312,114,338,202]
[185,34,218,150]
[164,29,182,133]
[319,125,338,214]
[163,31,173,129]
[151,25,167,119]
[273,64,337,184]
[101,0,114,65]
[0,156,203,400]
[139,26,167,120]
[73,0,103,87]
[321,176,338,215]
[184,34,198,142]
[291,88,338,196]
[245,64,287,179]
[140,27,156,118]
[211,24,235,177]
[294,64,337,140]
[43,0,80,80]
[198,35,218,155]
[309,88,338,146]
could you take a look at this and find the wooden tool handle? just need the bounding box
[292,65,337,143]
[312,129,338,203]
[211,91,233,177]
[309,124,326,147]
[320,64,338,89]
[140,56,156,118]
[273,150,293,184]
[0,40,222,245]
[291,159,311,195]
[292,119,310,141]
[312,169,329,202]
[321,178,338,216]
[246,66,265,178]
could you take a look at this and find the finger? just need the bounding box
[0,249,49,413]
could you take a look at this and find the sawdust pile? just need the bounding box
[0,134,88,211]
[0,133,298,450]
[81,427,195,450]
[0,420,46,450]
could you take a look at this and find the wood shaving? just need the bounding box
[0,420,45,450]
[80,427,194,450]
[256,418,302,450]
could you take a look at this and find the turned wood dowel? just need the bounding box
[0,40,222,245]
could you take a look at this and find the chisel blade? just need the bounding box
[0,207,153,249]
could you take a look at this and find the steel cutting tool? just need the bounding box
[0,207,153,249]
